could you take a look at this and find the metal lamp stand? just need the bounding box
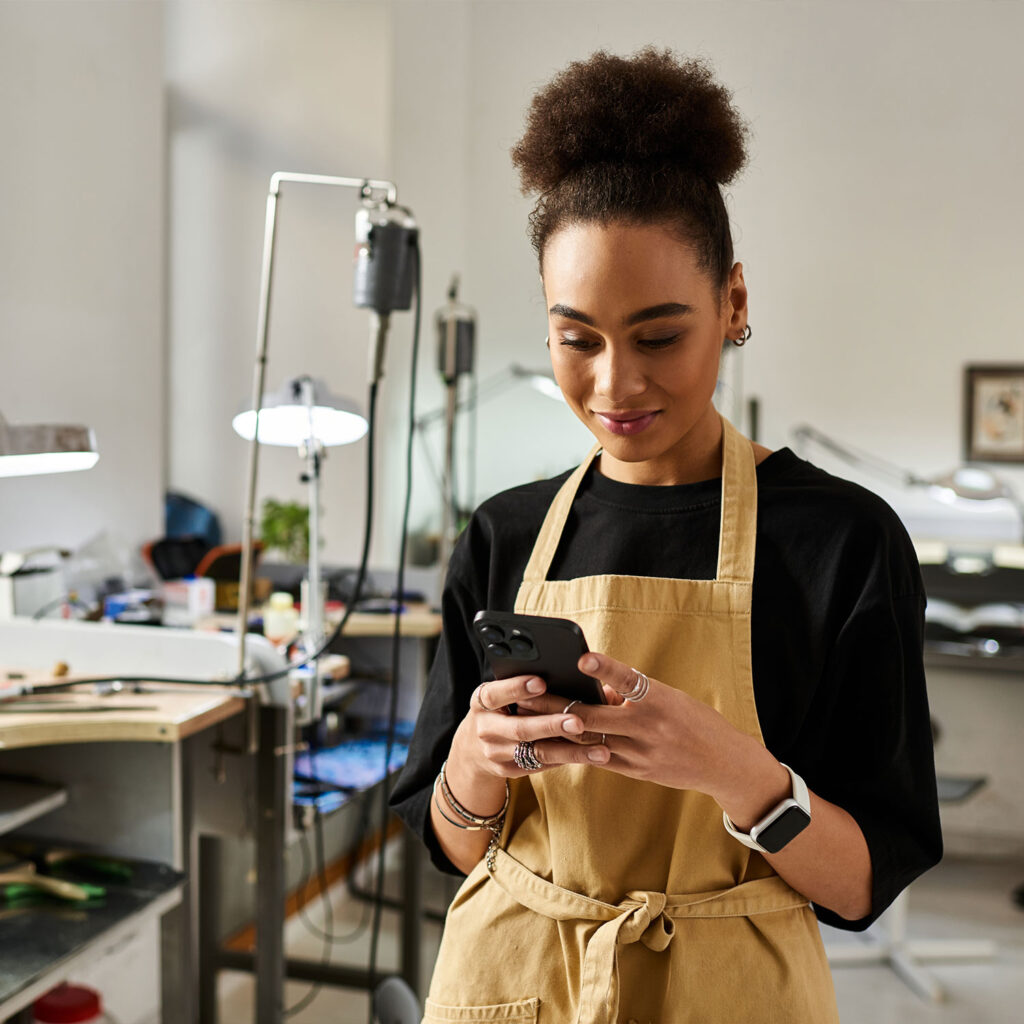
[297,376,324,724]
[224,171,420,1024]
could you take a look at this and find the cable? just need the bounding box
[296,790,375,945]
[367,238,422,1017]
[283,812,333,1017]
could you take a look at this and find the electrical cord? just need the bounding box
[367,238,422,1018]
[283,810,334,1017]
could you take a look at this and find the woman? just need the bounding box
[391,48,941,1023]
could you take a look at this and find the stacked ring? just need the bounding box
[623,669,650,703]
[513,740,543,772]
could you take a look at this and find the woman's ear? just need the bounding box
[724,262,748,335]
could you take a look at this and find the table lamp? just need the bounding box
[0,411,98,478]
[233,375,367,717]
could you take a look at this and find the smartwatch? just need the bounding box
[722,763,811,854]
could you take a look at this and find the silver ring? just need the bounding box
[473,684,499,713]
[562,699,581,714]
[513,740,543,772]
[622,669,650,703]
[601,733,607,745]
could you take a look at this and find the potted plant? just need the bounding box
[259,498,309,563]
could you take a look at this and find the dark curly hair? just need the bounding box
[511,48,748,289]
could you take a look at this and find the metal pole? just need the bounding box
[237,186,281,677]
[400,827,423,995]
[255,703,289,1024]
[301,378,324,722]
[235,172,399,680]
[438,313,459,572]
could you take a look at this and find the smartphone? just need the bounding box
[472,611,606,704]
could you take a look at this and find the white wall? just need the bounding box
[5,1,1022,569]
[0,2,165,556]
[405,0,1024,537]
[165,0,396,566]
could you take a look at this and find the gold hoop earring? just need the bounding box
[732,325,752,347]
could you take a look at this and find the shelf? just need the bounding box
[0,779,67,839]
[0,844,183,1019]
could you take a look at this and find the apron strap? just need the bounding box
[521,418,758,586]
[521,444,602,584]
[489,848,808,1024]
[716,417,758,584]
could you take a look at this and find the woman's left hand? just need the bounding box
[516,650,759,798]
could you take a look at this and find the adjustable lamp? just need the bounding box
[236,171,416,681]
[0,412,98,478]
[232,377,368,447]
[233,376,367,720]
[793,423,1024,541]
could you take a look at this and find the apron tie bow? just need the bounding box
[488,847,809,1024]
[620,890,674,952]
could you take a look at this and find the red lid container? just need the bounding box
[33,984,103,1023]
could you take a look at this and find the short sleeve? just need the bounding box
[807,583,943,931]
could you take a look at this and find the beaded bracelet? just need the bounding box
[435,759,509,832]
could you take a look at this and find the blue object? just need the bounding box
[165,491,222,547]
[293,732,411,812]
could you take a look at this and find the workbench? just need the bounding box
[0,680,245,1023]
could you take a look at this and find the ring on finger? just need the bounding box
[562,699,581,714]
[473,684,504,714]
[513,740,543,772]
[622,669,650,703]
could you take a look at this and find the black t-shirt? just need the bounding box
[390,448,943,931]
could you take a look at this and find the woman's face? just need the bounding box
[543,220,747,486]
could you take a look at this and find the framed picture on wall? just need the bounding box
[964,364,1024,462]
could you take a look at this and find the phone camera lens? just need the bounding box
[486,641,511,658]
[479,625,504,644]
[508,634,535,657]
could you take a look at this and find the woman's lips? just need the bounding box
[595,411,659,436]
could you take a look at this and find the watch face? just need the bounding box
[752,804,811,854]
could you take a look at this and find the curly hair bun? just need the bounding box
[512,48,748,195]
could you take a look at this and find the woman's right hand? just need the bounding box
[455,675,610,779]
[433,676,609,873]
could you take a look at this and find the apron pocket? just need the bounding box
[423,996,540,1022]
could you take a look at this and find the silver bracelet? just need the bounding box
[436,760,509,832]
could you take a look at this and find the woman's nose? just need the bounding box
[593,349,647,402]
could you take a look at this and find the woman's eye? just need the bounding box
[639,334,680,349]
[558,336,598,351]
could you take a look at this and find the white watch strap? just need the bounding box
[722,763,809,851]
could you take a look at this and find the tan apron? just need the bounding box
[425,419,839,1024]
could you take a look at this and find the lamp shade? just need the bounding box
[0,415,99,478]
[232,377,368,447]
[928,466,1014,504]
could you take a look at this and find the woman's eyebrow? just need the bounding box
[623,302,694,326]
[548,303,595,325]
[547,302,694,326]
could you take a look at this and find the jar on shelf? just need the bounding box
[33,983,113,1023]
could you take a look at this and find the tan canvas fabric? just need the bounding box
[425,419,839,1024]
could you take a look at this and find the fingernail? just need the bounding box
[581,655,598,672]
[587,747,608,763]
[562,717,583,734]
[526,678,544,694]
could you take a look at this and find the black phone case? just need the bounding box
[473,611,606,704]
